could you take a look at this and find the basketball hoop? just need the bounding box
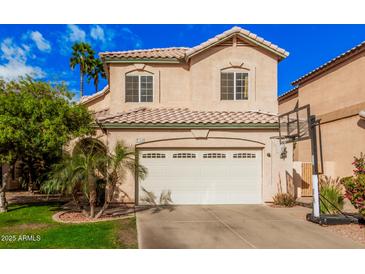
[278,105,311,144]
[279,105,321,219]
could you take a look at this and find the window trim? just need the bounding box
[141,153,165,159]
[202,153,226,159]
[125,74,154,103]
[220,71,249,101]
[172,153,197,159]
[233,152,256,159]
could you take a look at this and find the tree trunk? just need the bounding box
[0,169,9,213]
[94,76,98,92]
[28,170,33,193]
[80,71,84,98]
[71,188,82,211]
[88,173,97,218]
[95,172,117,219]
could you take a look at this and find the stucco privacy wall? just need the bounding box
[98,128,292,204]
[106,45,278,113]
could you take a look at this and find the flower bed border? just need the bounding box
[52,210,134,224]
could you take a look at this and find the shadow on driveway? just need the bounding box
[136,205,365,249]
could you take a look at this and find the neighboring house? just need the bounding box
[279,41,365,196]
[81,26,293,205]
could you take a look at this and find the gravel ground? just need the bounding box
[58,211,123,223]
[325,223,365,246]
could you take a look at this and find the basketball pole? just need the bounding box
[310,116,320,218]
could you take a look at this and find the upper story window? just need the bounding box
[125,74,153,102]
[221,72,248,100]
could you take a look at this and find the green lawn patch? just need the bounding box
[0,203,137,249]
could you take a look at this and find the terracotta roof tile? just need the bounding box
[99,26,288,61]
[80,85,109,104]
[100,47,189,60]
[96,107,278,125]
[93,108,110,118]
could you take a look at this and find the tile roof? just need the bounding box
[292,40,365,86]
[278,87,298,102]
[185,26,289,60]
[93,108,110,118]
[99,26,288,61]
[100,47,189,60]
[80,85,109,104]
[96,107,278,125]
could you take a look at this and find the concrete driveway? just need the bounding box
[136,205,364,248]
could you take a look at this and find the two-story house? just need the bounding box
[279,41,365,197]
[81,26,292,205]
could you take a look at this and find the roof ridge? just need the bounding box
[100,47,189,55]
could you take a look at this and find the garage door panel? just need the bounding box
[139,149,262,205]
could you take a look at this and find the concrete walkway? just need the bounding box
[136,205,365,249]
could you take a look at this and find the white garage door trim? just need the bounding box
[137,149,262,205]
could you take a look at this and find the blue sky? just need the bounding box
[1,24,365,98]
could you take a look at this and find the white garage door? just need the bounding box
[138,149,262,205]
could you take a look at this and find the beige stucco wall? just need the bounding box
[83,92,110,112]
[316,116,364,178]
[278,53,365,179]
[299,54,365,116]
[103,45,278,114]
[97,128,292,204]
[278,93,298,114]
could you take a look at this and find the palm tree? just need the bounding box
[87,58,106,92]
[43,145,105,217]
[69,42,95,98]
[42,139,147,218]
[95,141,147,218]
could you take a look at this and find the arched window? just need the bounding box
[220,68,249,101]
[125,71,153,102]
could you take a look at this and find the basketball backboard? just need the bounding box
[278,104,311,144]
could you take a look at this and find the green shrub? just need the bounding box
[342,175,365,216]
[273,193,296,207]
[319,176,344,214]
[318,176,342,213]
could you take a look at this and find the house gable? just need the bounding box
[185,28,288,62]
